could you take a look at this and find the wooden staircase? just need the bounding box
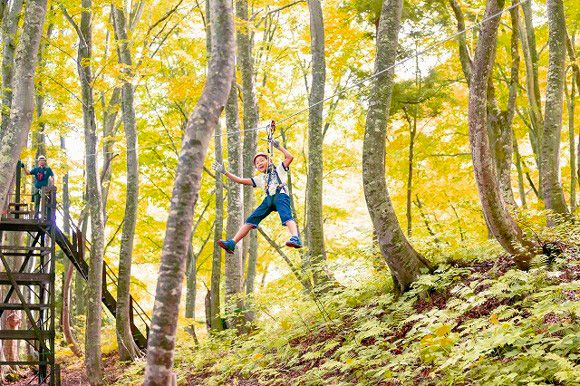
[1,167,150,385]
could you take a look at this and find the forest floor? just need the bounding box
[5,227,580,385]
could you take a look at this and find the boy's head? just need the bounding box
[253,152,270,172]
[37,155,47,167]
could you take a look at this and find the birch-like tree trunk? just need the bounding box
[143,0,235,382]
[236,0,259,285]
[0,0,24,134]
[362,0,431,293]
[210,124,225,331]
[73,0,106,383]
[564,72,576,213]
[468,0,536,268]
[111,3,140,361]
[519,0,543,167]
[0,0,47,212]
[541,0,569,218]
[304,0,329,287]
[449,0,517,207]
[225,79,246,328]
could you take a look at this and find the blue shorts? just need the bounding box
[246,192,294,228]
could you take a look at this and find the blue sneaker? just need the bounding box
[285,236,302,249]
[217,239,236,254]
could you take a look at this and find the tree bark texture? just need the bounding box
[76,1,106,383]
[541,0,569,218]
[362,0,431,293]
[0,0,24,134]
[304,0,328,286]
[143,0,235,382]
[210,125,225,331]
[112,4,140,361]
[0,0,47,218]
[519,0,543,167]
[449,0,516,207]
[225,80,246,328]
[236,0,259,282]
[565,72,576,213]
[467,0,535,268]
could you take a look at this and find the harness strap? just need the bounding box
[265,164,287,196]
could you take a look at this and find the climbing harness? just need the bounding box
[264,120,288,197]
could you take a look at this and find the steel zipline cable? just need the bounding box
[55,0,528,157]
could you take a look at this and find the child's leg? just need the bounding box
[285,220,299,237]
[233,223,254,243]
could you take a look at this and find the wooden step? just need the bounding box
[0,303,49,310]
[0,273,52,285]
[1,246,51,256]
[0,330,53,340]
[0,246,51,252]
[8,203,29,208]
[8,210,34,215]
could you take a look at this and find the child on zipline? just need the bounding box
[212,136,302,254]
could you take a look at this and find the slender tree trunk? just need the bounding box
[450,0,516,207]
[144,0,234,382]
[541,0,569,219]
[225,80,246,327]
[513,135,527,208]
[63,263,82,357]
[449,0,472,84]
[211,124,225,331]
[468,0,536,268]
[496,3,520,207]
[73,0,106,383]
[185,243,197,319]
[236,0,259,285]
[0,0,24,134]
[405,111,416,237]
[564,73,576,213]
[518,1,543,168]
[205,2,224,333]
[0,0,47,212]
[304,0,329,287]
[112,4,140,361]
[100,87,121,218]
[362,0,431,294]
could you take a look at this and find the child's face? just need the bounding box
[254,156,268,172]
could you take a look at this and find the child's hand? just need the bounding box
[268,138,280,149]
[212,162,227,175]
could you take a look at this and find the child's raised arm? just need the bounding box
[212,162,253,185]
[270,139,293,168]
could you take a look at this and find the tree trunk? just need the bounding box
[225,80,246,328]
[362,0,431,294]
[513,135,527,208]
[63,263,82,357]
[468,0,536,268]
[185,243,197,319]
[69,1,106,383]
[496,4,520,207]
[111,4,140,361]
[564,72,576,213]
[100,87,121,219]
[448,0,472,84]
[236,0,259,286]
[541,0,569,219]
[518,2,543,169]
[143,0,234,382]
[210,124,225,331]
[0,0,24,134]
[449,0,516,207]
[0,0,47,212]
[304,0,329,287]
